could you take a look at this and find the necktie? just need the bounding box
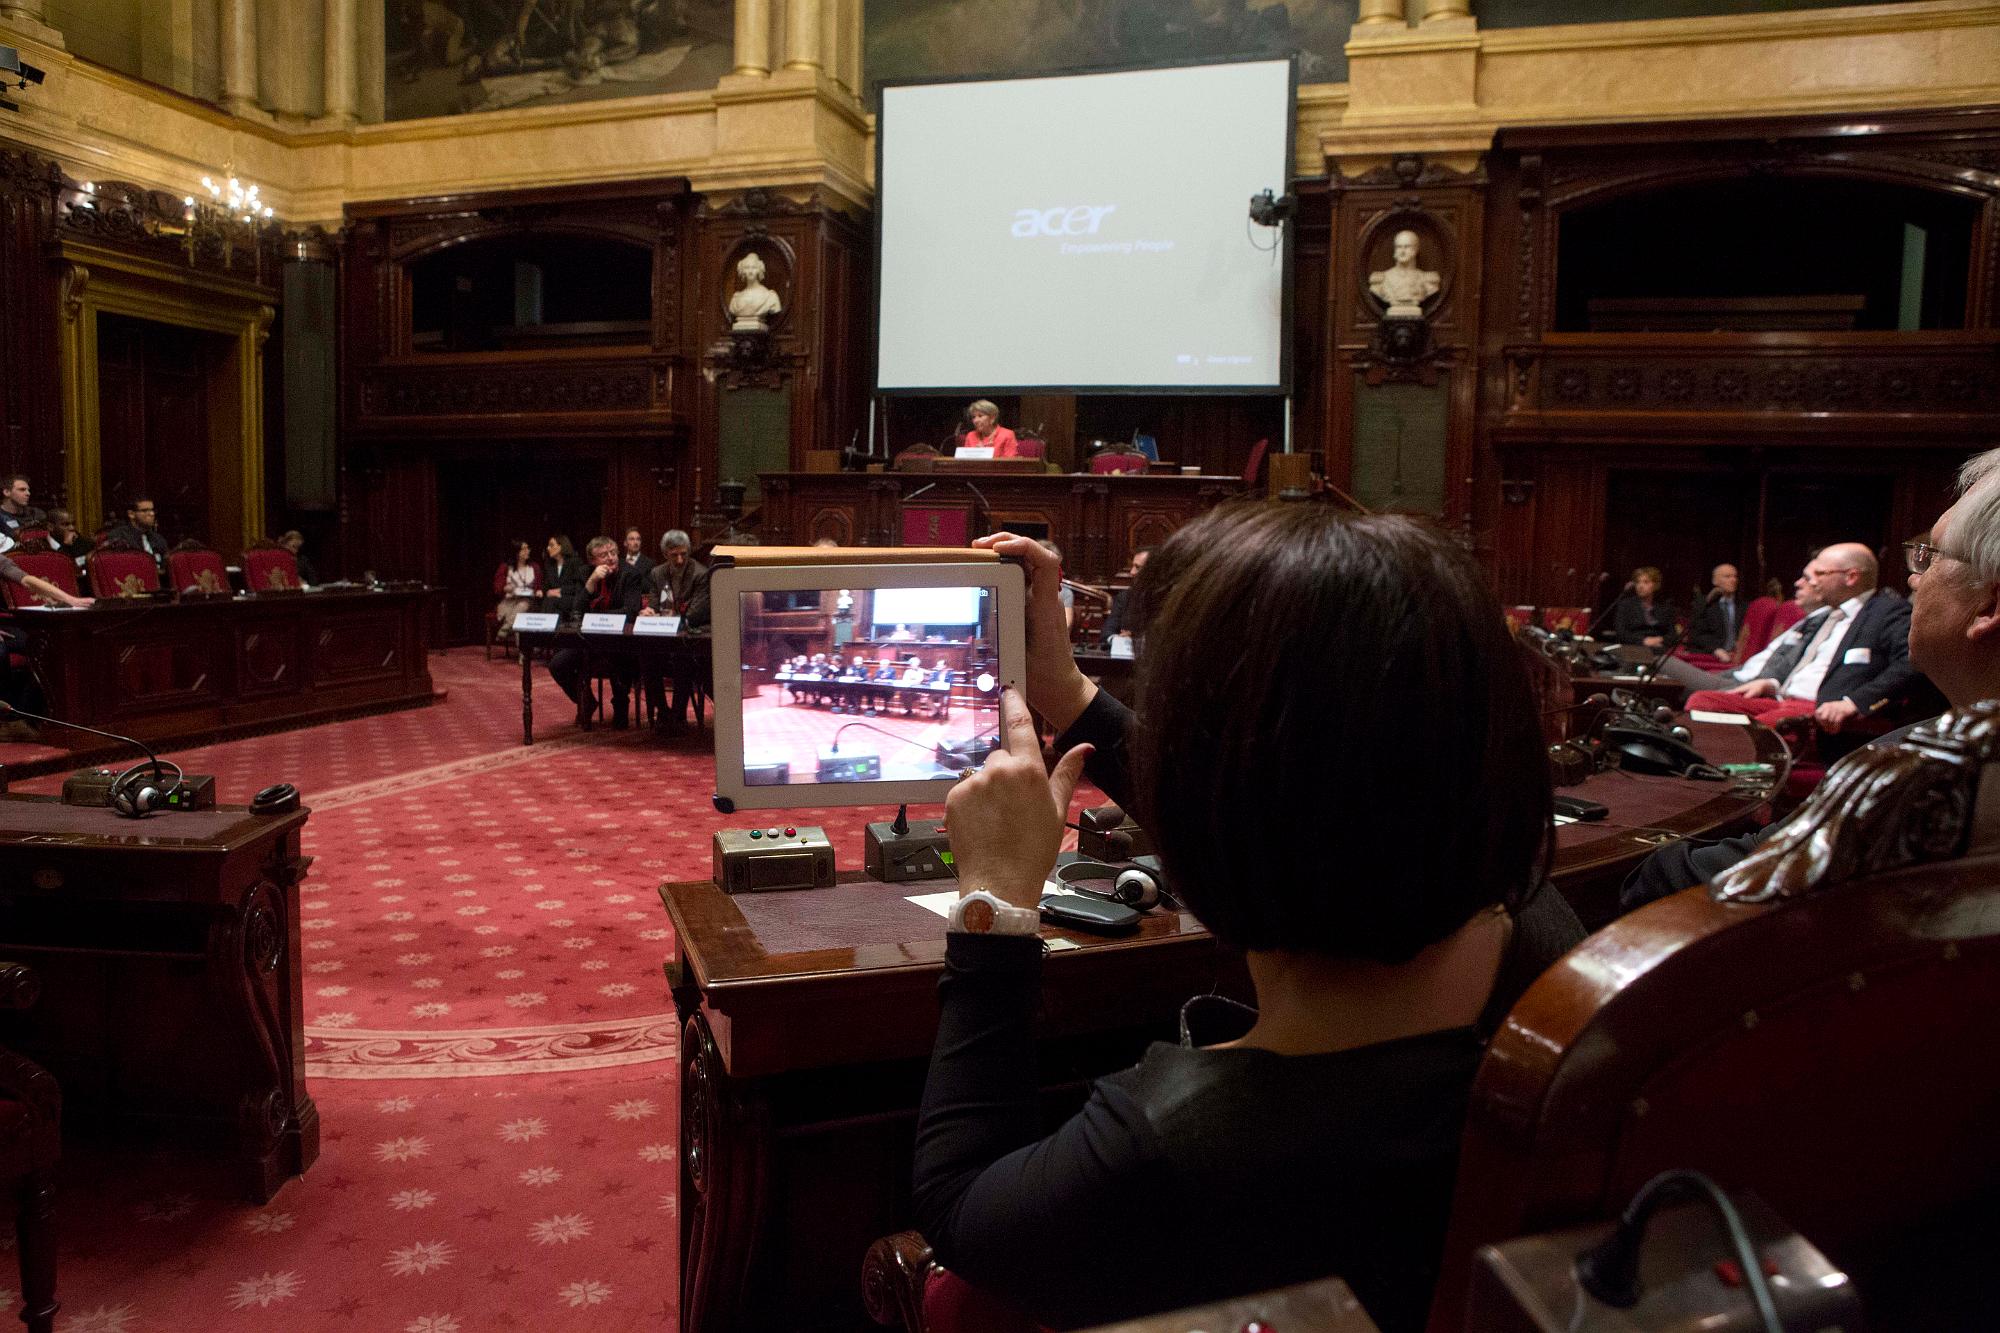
[1722,598,1735,645]
[1781,607,1846,690]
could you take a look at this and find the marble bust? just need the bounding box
[728,251,782,332]
[1369,229,1441,318]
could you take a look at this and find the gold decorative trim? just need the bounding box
[55,238,274,542]
[1481,0,2000,56]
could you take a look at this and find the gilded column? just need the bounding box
[821,0,843,90]
[842,0,863,99]
[733,0,771,77]
[323,0,358,124]
[1421,0,1472,21]
[219,0,259,116]
[0,0,47,23]
[785,0,823,71]
[1356,0,1404,26]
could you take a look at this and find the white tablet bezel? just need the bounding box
[710,559,1026,812]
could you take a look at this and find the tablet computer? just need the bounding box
[709,547,1026,812]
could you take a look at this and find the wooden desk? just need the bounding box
[17,588,436,761]
[0,795,316,1202]
[513,624,713,743]
[662,718,1783,1329]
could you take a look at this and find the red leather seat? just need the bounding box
[0,553,79,609]
[1740,596,1805,658]
[168,547,232,597]
[1088,450,1147,475]
[86,548,161,599]
[1540,606,1591,635]
[241,546,302,593]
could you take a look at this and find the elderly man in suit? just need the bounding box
[1681,543,1918,739]
[1617,463,2000,913]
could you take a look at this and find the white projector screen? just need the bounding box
[876,60,1293,393]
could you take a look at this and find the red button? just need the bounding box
[784,827,796,838]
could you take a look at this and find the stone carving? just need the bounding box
[728,251,782,332]
[1520,353,1999,415]
[1369,229,1441,317]
[1712,701,2000,904]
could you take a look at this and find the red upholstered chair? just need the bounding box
[1427,704,2000,1332]
[1244,437,1269,490]
[1502,605,1536,634]
[1739,595,1805,658]
[85,547,160,599]
[241,545,303,593]
[1539,606,1591,635]
[168,547,233,598]
[1013,435,1046,461]
[12,529,47,547]
[1,961,61,1333]
[0,552,79,609]
[1088,448,1147,475]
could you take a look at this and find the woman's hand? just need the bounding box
[970,533,1097,733]
[946,689,1091,910]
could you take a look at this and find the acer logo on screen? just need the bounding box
[1011,205,1117,238]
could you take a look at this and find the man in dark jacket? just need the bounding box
[643,529,710,733]
[549,536,647,728]
[103,496,170,580]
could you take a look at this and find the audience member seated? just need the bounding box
[1681,561,1746,663]
[1655,577,1826,694]
[549,536,647,728]
[914,512,1584,1332]
[167,543,232,596]
[539,535,585,618]
[1619,454,2000,913]
[1603,565,1676,647]
[0,475,44,546]
[1682,543,1920,741]
[494,539,540,635]
[1100,546,1153,647]
[0,549,93,718]
[1737,573,1806,658]
[44,509,91,563]
[641,529,711,734]
[618,526,654,583]
[241,540,303,593]
[102,496,170,580]
[278,530,317,586]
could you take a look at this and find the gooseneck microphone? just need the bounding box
[1583,581,1634,640]
[0,701,187,817]
[1635,585,1720,683]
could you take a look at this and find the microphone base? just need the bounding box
[864,818,952,883]
[62,767,216,811]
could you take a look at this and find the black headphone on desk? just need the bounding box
[108,759,186,819]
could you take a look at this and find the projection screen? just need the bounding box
[876,59,1294,394]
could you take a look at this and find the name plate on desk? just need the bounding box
[513,612,559,632]
[955,445,995,460]
[580,613,629,635]
[634,615,682,636]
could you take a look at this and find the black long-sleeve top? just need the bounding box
[1605,593,1678,645]
[913,689,1585,1332]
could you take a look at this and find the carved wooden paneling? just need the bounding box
[355,359,670,425]
[1476,108,2000,603]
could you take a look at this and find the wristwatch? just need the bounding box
[948,890,1041,936]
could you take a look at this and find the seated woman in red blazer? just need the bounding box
[960,399,1020,458]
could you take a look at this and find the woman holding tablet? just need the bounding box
[917,508,1582,1331]
[960,399,1020,457]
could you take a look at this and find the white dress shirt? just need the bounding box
[1781,590,1874,701]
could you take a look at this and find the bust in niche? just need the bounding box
[1369,229,1441,318]
[729,251,782,332]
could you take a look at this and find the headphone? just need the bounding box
[1045,858,1166,912]
[108,759,186,819]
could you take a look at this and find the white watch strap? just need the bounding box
[949,890,1041,935]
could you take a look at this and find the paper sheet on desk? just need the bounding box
[1689,710,1752,726]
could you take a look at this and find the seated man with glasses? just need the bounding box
[1680,542,1921,739]
[1619,457,2000,915]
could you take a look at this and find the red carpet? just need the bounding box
[3,650,1098,1330]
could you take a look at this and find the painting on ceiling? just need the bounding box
[865,0,1361,98]
[386,0,735,120]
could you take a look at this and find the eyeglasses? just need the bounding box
[1902,540,1963,574]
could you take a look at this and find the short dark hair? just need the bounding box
[2,474,27,489]
[128,495,155,510]
[1131,504,1550,964]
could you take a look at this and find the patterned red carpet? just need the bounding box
[3,649,1092,1330]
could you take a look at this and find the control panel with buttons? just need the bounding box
[712,825,837,895]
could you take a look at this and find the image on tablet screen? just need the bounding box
[737,584,1001,787]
